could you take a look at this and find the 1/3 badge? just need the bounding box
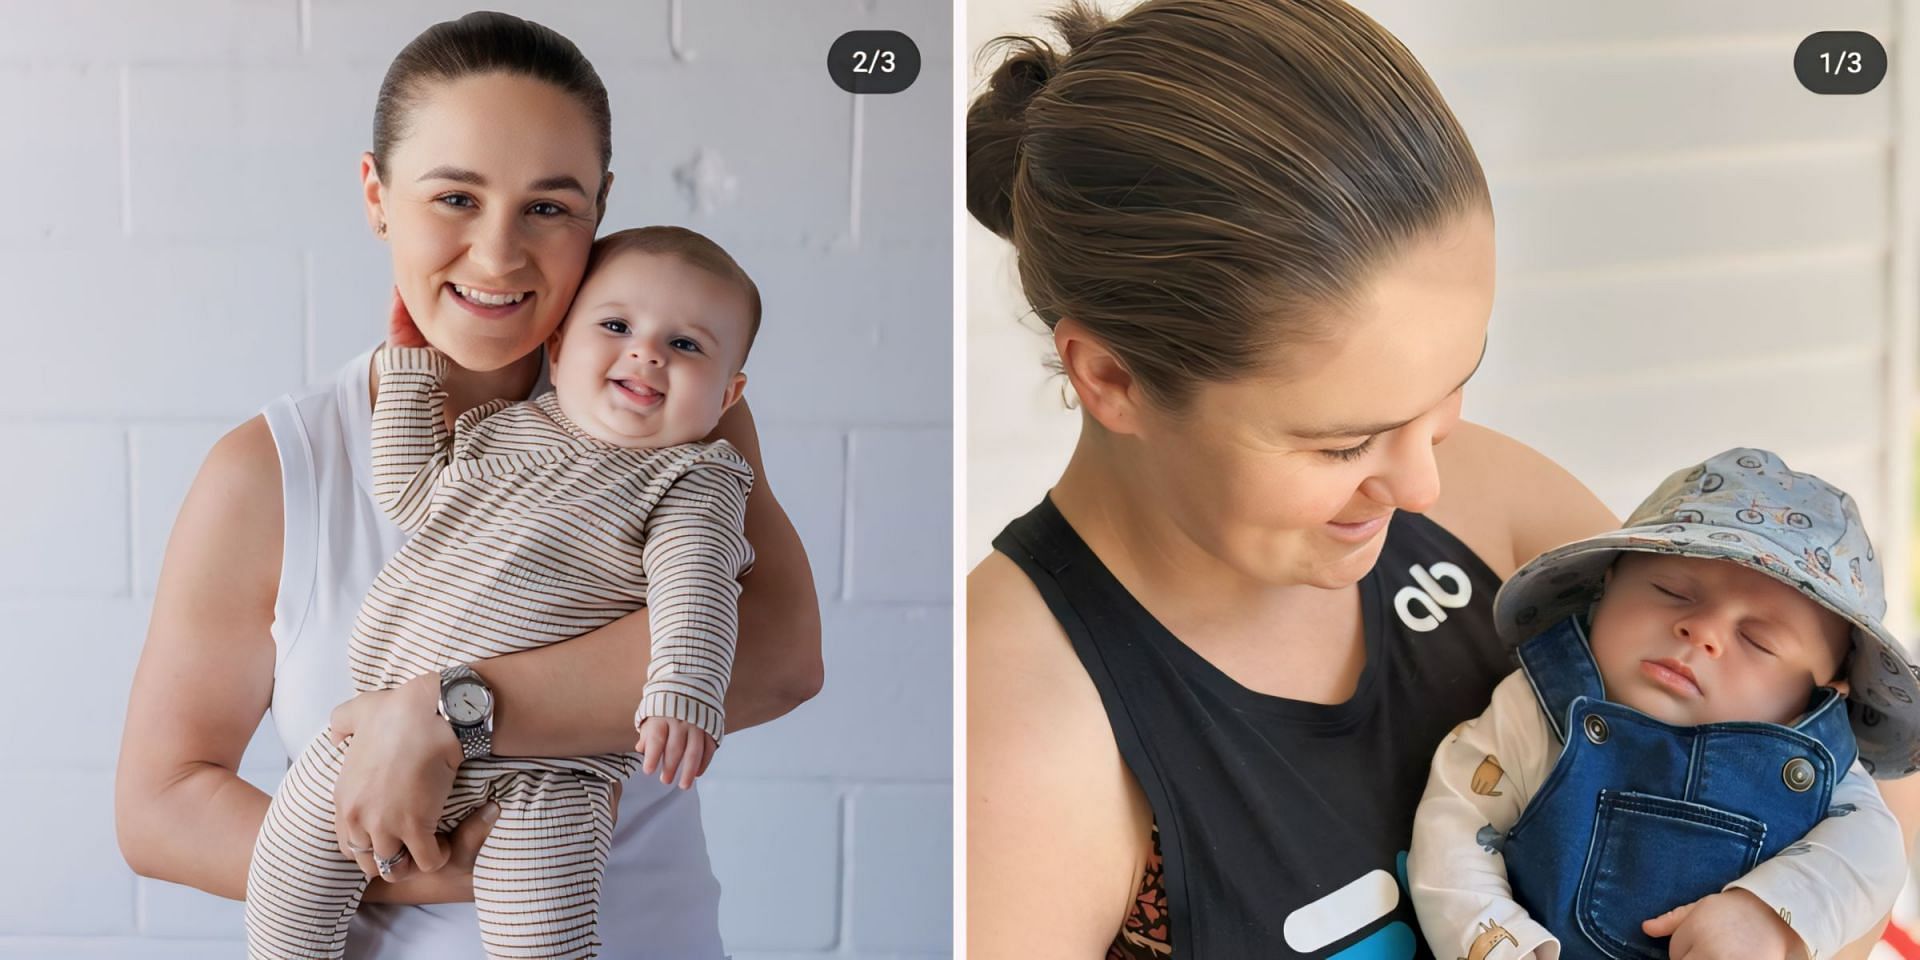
[1794,31,1887,95]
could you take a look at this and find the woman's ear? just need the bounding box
[1055,317,1145,436]
[360,152,387,239]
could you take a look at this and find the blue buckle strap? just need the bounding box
[1517,616,1607,744]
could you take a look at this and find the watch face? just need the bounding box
[445,679,490,725]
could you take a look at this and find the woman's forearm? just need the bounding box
[121,756,476,907]
[469,621,649,757]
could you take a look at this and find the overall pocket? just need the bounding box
[1575,790,1766,960]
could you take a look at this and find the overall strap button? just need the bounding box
[1782,757,1816,792]
[1583,715,1609,745]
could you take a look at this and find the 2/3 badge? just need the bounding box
[829,31,921,95]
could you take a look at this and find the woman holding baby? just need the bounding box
[966,1,1920,958]
[114,12,822,958]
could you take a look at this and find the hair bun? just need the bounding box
[965,39,1056,239]
[966,2,1112,238]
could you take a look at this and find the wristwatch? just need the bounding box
[437,664,494,760]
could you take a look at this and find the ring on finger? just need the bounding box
[346,842,375,854]
[375,850,409,879]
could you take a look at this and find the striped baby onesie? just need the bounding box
[245,346,754,960]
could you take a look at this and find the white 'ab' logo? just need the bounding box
[1394,562,1471,632]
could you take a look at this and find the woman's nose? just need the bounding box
[1360,432,1442,513]
[468,216,529,277]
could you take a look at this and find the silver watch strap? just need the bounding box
[456,725,492,760]
[440,664,493,760]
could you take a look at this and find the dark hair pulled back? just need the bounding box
[372,11,612,192]
[968,0,1490,409]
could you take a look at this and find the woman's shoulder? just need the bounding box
[969,550,1054,635]
[968,551,1089,721]
[1427,420,1618,580]
[968,551,1155,949]
[202,415,285,517]
[164,415,285,602]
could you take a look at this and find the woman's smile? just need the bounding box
[1324,513,1391,544]
[445,282,534,319]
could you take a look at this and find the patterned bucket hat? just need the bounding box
[1492,447,1920,778]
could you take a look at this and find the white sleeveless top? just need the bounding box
[262,348,727,959]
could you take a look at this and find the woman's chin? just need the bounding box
[1298,534,1391,589]
[420,330,547,373]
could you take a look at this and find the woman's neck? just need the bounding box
[440,351,544,419]
[1050,423,1348,641]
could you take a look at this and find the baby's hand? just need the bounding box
[635,716,716,791]
[1642,888,1802,960]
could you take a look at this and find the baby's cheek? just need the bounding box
[1754,674,1820,726]
[1585,628,1635,695]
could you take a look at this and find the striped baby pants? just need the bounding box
[244,728,619,959]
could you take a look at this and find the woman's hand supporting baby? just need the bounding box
[1643,888,1804,960]
[327,673,463,880]
[325,672,627,893]
[358,801,496,903]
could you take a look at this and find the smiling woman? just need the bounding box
[364,69,603,375]
[113,11,826,959]
[963,2,1617,956]
[967,2,1920,958]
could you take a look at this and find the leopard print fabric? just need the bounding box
[1107,822,1170,958]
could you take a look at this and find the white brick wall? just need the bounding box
[965,0,1917,638]
[0,2,952,957]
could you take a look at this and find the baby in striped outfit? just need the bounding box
[246,226,761,959]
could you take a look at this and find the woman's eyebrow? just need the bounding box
[416,166,589,197]
[1292,336,1489,440]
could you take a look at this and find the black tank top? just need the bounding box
[994,497,1510,959]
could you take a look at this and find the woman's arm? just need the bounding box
[968,553,1148,958]
[113,417,482,904]
[114,418,282,899]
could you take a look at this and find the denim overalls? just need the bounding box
[1501,615,1856,960]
